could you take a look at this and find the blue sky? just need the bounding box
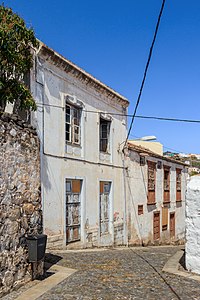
[3,0,200,153]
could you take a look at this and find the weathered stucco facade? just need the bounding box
[31,43,129,248]
[185,175,200,274]
[126,144,187,246]
[29,42,187,249]
[0,112,42,296]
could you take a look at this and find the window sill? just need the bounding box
[66,143,82,148]
[100,151,111,155]
[176,200,182,202]
[163,200,170,204]
[147,202,156,205]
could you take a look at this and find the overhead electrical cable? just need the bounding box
[37,103,200,123]
[134,115,200,123]
[124,0,166,149]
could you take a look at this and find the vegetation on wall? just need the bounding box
[0,5,38,112]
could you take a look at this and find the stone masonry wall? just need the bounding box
[0,112,42,296]
[185,175,200,274]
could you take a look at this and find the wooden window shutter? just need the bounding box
[162,207,168,230]
[138,205,143,215]
[148,161,156,191]
[72,180,81,193]
[147,161,156,204]
[176,168,182,201]
[100,181,104,194]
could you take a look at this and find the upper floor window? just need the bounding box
[147,161,156,204]
[100,118,111,153]
[163,166,170,203]
[176,168,182,201]
[65,103,81,145]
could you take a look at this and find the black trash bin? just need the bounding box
[26,234,47,262]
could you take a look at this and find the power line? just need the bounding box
[136,115,200,123]
[124,0,166,147]
[37,103,200,124]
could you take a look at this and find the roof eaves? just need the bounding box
[37,41,129,107]
[128,143,188,166]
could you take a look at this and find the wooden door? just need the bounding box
[66,179,81,243]
[153,211,160,240]
[170,212,175,238]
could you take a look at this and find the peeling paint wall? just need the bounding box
[31,46,128,249]
[126,150,187,246]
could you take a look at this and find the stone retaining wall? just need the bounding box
[0,112,42,296]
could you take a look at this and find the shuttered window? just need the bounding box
[138,205,143,215]
[163,166,170,203]
[176,168,182,202]
[99,181,111,235]
[66,179,82,243]
[147,161,156,204]
[162,207,168,231]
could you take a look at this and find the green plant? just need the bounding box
[189,171,199,177]
[0,5,38,111]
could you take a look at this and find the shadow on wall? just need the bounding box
[41,153,52,191]
[125,168,144,244]
[176,201,182,208]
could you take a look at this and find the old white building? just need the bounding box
[126,143,187,245]
[27,42,188,249]
[30,42,129,248]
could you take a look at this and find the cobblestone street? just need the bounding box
[36,246,200,300]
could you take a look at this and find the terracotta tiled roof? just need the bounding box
[127,142,187,166]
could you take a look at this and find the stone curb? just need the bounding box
[51,245,179,254]
[162,249,200,282]
[15,265,76,300]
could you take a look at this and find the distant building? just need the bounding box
[126,143,187,245]
[129,140,163,156]
[188,167,200,174]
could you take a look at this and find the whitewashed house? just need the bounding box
[30,42,129,248]
[125,143,187,245]
[26,42,188,249]
[185,175,200,274]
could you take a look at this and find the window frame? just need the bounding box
[99,117,111,153]
[176,168,182,202]
[99,181,111,235]
[65,103,81,146]
[138,205,144,215]
[163,166,170,203]
[147,161,156,205]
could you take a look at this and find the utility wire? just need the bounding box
[37,103,200,124]
[136,115,200,123]
[124,0,166,148]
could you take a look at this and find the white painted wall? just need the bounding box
[186,175,200,274]
[127,150,187,245]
